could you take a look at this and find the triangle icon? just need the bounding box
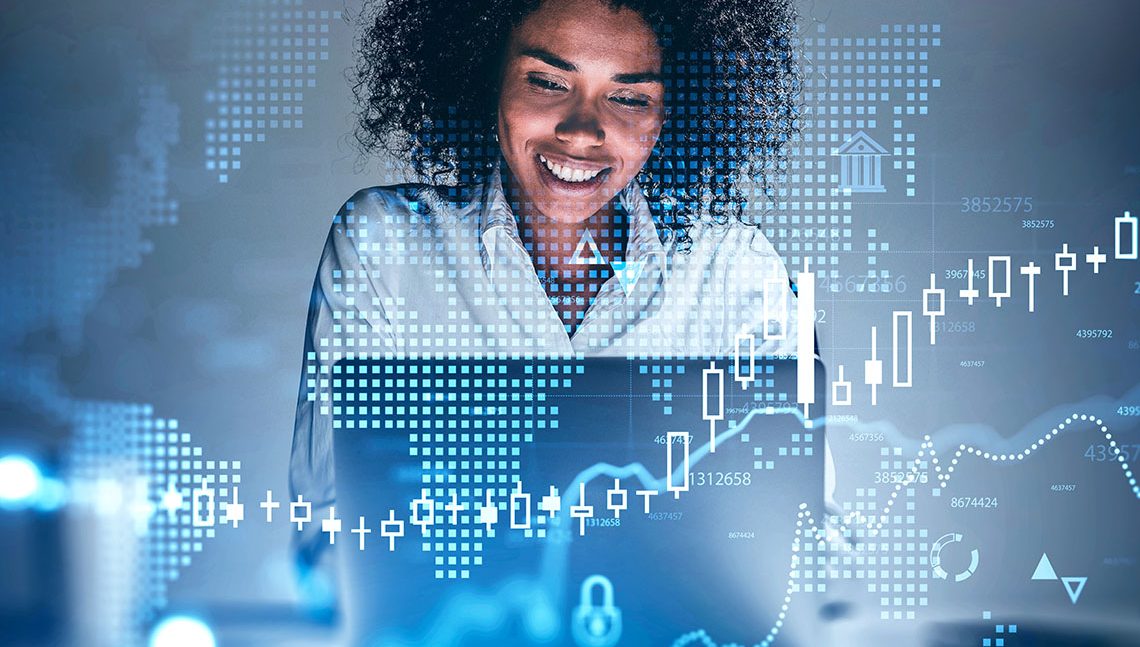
[1061,576,1087,604]
[1031,553,1058,581]
[569,230,606,265]
[611,260,646,295]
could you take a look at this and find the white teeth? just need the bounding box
[539,154,602,183]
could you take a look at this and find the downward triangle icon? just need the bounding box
[1061,576,1087,604]
[569,230,606,265]
[611,260,646,295]
[1031,553,1058,581]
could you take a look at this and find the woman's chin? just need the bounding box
[532,189,623,224]
[534,202,609,225]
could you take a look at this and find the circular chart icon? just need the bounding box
[930,532,980,582]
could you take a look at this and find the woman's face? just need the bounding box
[497,0,666,224]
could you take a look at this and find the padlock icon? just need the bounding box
[571,574,622,647]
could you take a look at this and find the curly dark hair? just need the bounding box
[352,0,801,250]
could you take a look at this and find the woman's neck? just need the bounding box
[516,208,625,273]
[502,166,626,270]
[503,168,629,335]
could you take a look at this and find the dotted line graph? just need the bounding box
[671,412,1139,647]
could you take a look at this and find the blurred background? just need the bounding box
[1,0,1138,645]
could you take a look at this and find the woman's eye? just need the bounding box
[527,75,567,92]
[610,95,650,108]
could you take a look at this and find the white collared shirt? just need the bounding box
[290,167,800,562]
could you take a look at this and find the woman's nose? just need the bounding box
[554,99,605,148]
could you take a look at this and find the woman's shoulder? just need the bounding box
[317,182,484,271]
[334,182,482,230]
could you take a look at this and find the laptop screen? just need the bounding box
[332,355,826,646]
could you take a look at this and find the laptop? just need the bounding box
[332,355,827,646]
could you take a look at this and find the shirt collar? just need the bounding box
[619,174,667,261]
[478,162,666,273]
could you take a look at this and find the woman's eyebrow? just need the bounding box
[519,47,662,85]
[520,47,577,72]
[611,71,661,85]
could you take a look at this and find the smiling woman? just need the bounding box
[290,0,804,572]
[495,2,667,226]
[354,0,800,247]
[494,1,671,325]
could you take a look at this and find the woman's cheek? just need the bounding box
[624,126,657,163]
[503,101,549,139]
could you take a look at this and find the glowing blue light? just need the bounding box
[524,599,558,640]
[35,478,69,512]
[0,455,42,506]
[148,616,216,647]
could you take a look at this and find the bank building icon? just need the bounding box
[834,130,888,193]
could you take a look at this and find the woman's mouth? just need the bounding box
[535,153,611,193]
